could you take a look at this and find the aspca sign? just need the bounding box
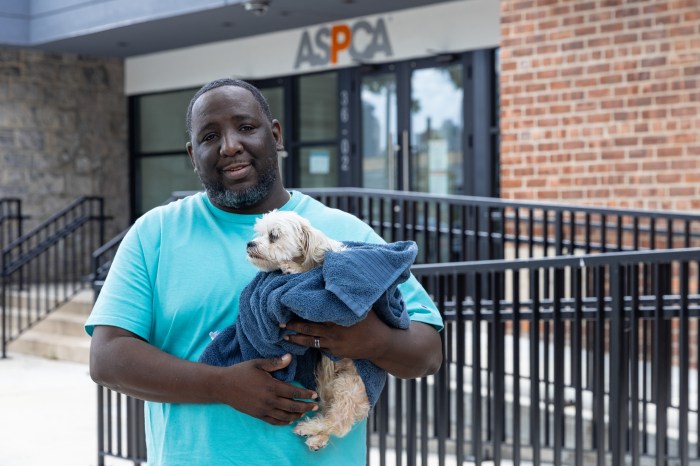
[294,18,393,69]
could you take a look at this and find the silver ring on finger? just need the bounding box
[314,337,321,349]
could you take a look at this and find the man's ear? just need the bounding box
[186,142,196,171]
[272,119,283,149]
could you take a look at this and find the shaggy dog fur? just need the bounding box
[246,210,370,450]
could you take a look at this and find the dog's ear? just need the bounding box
[300,224,328,269]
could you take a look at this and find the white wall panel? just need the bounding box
[125,0,499,95]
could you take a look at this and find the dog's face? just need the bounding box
[246,210,315,273]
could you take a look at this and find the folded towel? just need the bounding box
[198,240,418,406]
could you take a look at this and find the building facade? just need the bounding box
[0,0,698,234]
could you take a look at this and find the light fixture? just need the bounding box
[243,0,269,16]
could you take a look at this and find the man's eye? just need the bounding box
[202,133,217,142]
[240,125,254,132]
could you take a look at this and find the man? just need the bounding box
[86,78,443,465]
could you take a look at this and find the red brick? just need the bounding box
[670,186,695,196]
[499,0,699,211]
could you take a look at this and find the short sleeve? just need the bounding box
[84,222,156,341]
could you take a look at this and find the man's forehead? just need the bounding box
[193,85,260,118]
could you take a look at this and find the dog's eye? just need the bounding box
[269,232,278,243]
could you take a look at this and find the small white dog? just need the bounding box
[246,210,370,451]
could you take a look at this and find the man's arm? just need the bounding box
[368,319,443,379]
[282,310,443,379]
[90,325,319,425]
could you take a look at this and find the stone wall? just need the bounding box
[499,0,700,211]
[0,46,128,238]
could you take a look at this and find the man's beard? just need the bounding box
[200,163,278,210]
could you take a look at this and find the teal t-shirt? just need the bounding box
[85,191,443,466]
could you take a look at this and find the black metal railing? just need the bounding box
[0,198,25,251]
[300,188,700,263]
[376,247,700,466]
[1,197,108,358]
[92,189,700,465]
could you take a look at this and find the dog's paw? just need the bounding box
[293,419,319,437]
[305,434,330,451]
[294,421,330,450]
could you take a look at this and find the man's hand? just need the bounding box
[219,354,319,425]
[281,310,442,379]
[281,310,388,360]
[90,326,319,425]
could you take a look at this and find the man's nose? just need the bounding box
[220,131,243,157]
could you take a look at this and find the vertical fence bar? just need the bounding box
[594,266,606,466]
[600,214,607,253]
[419,376,428,466]
[552,266,564,466]
[679,260,689,466]
[511,269,521,465]
[543,208,549,257]
[460,205,468,263]
[513,208,521,259]
[423,203,430,263]
[1,248,6,358]
[573,266,584,466]
[436,274,448,466]
[471,272,483,463]
[629,263,640,466]
[491,271,504,464]
[97,386,105,466]
[407,378,417,466]
[653,262,668,465]
[435,203,442,264]
[455,272,466,465]
[395,375,404,466]
[609,263,627,465]
[555,211,564,256]
[379,381,389,466]
[529,268,541,465]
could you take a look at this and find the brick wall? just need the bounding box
[499,0,700,212]
[0,47,129,236]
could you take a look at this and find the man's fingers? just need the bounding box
[257,353,292,372]
[252,355,319,401]
[259,399,318,425]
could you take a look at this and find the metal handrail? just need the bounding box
[1,196,110,358]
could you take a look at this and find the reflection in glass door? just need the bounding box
[359,62,463,195]
[361,74,397,190]
[411,65,463,195]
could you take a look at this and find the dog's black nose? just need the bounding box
[246,241,256,249]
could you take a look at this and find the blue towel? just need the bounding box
[198,240,417,406]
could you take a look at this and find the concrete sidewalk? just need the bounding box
[0,352,527,466]
[0,352,98,466]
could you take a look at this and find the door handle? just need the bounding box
[401,130,409,191]
[388,131,396,191]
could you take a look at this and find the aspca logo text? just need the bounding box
[294,18,393,69]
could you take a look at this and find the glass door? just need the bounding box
[410,64,463,195]
[359,60,464,195]
[360,73,397,190]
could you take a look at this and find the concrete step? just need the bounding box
[8,331,90,364]
[4,286,93,314]
[7,308,89,337]
[7,289,94,364]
